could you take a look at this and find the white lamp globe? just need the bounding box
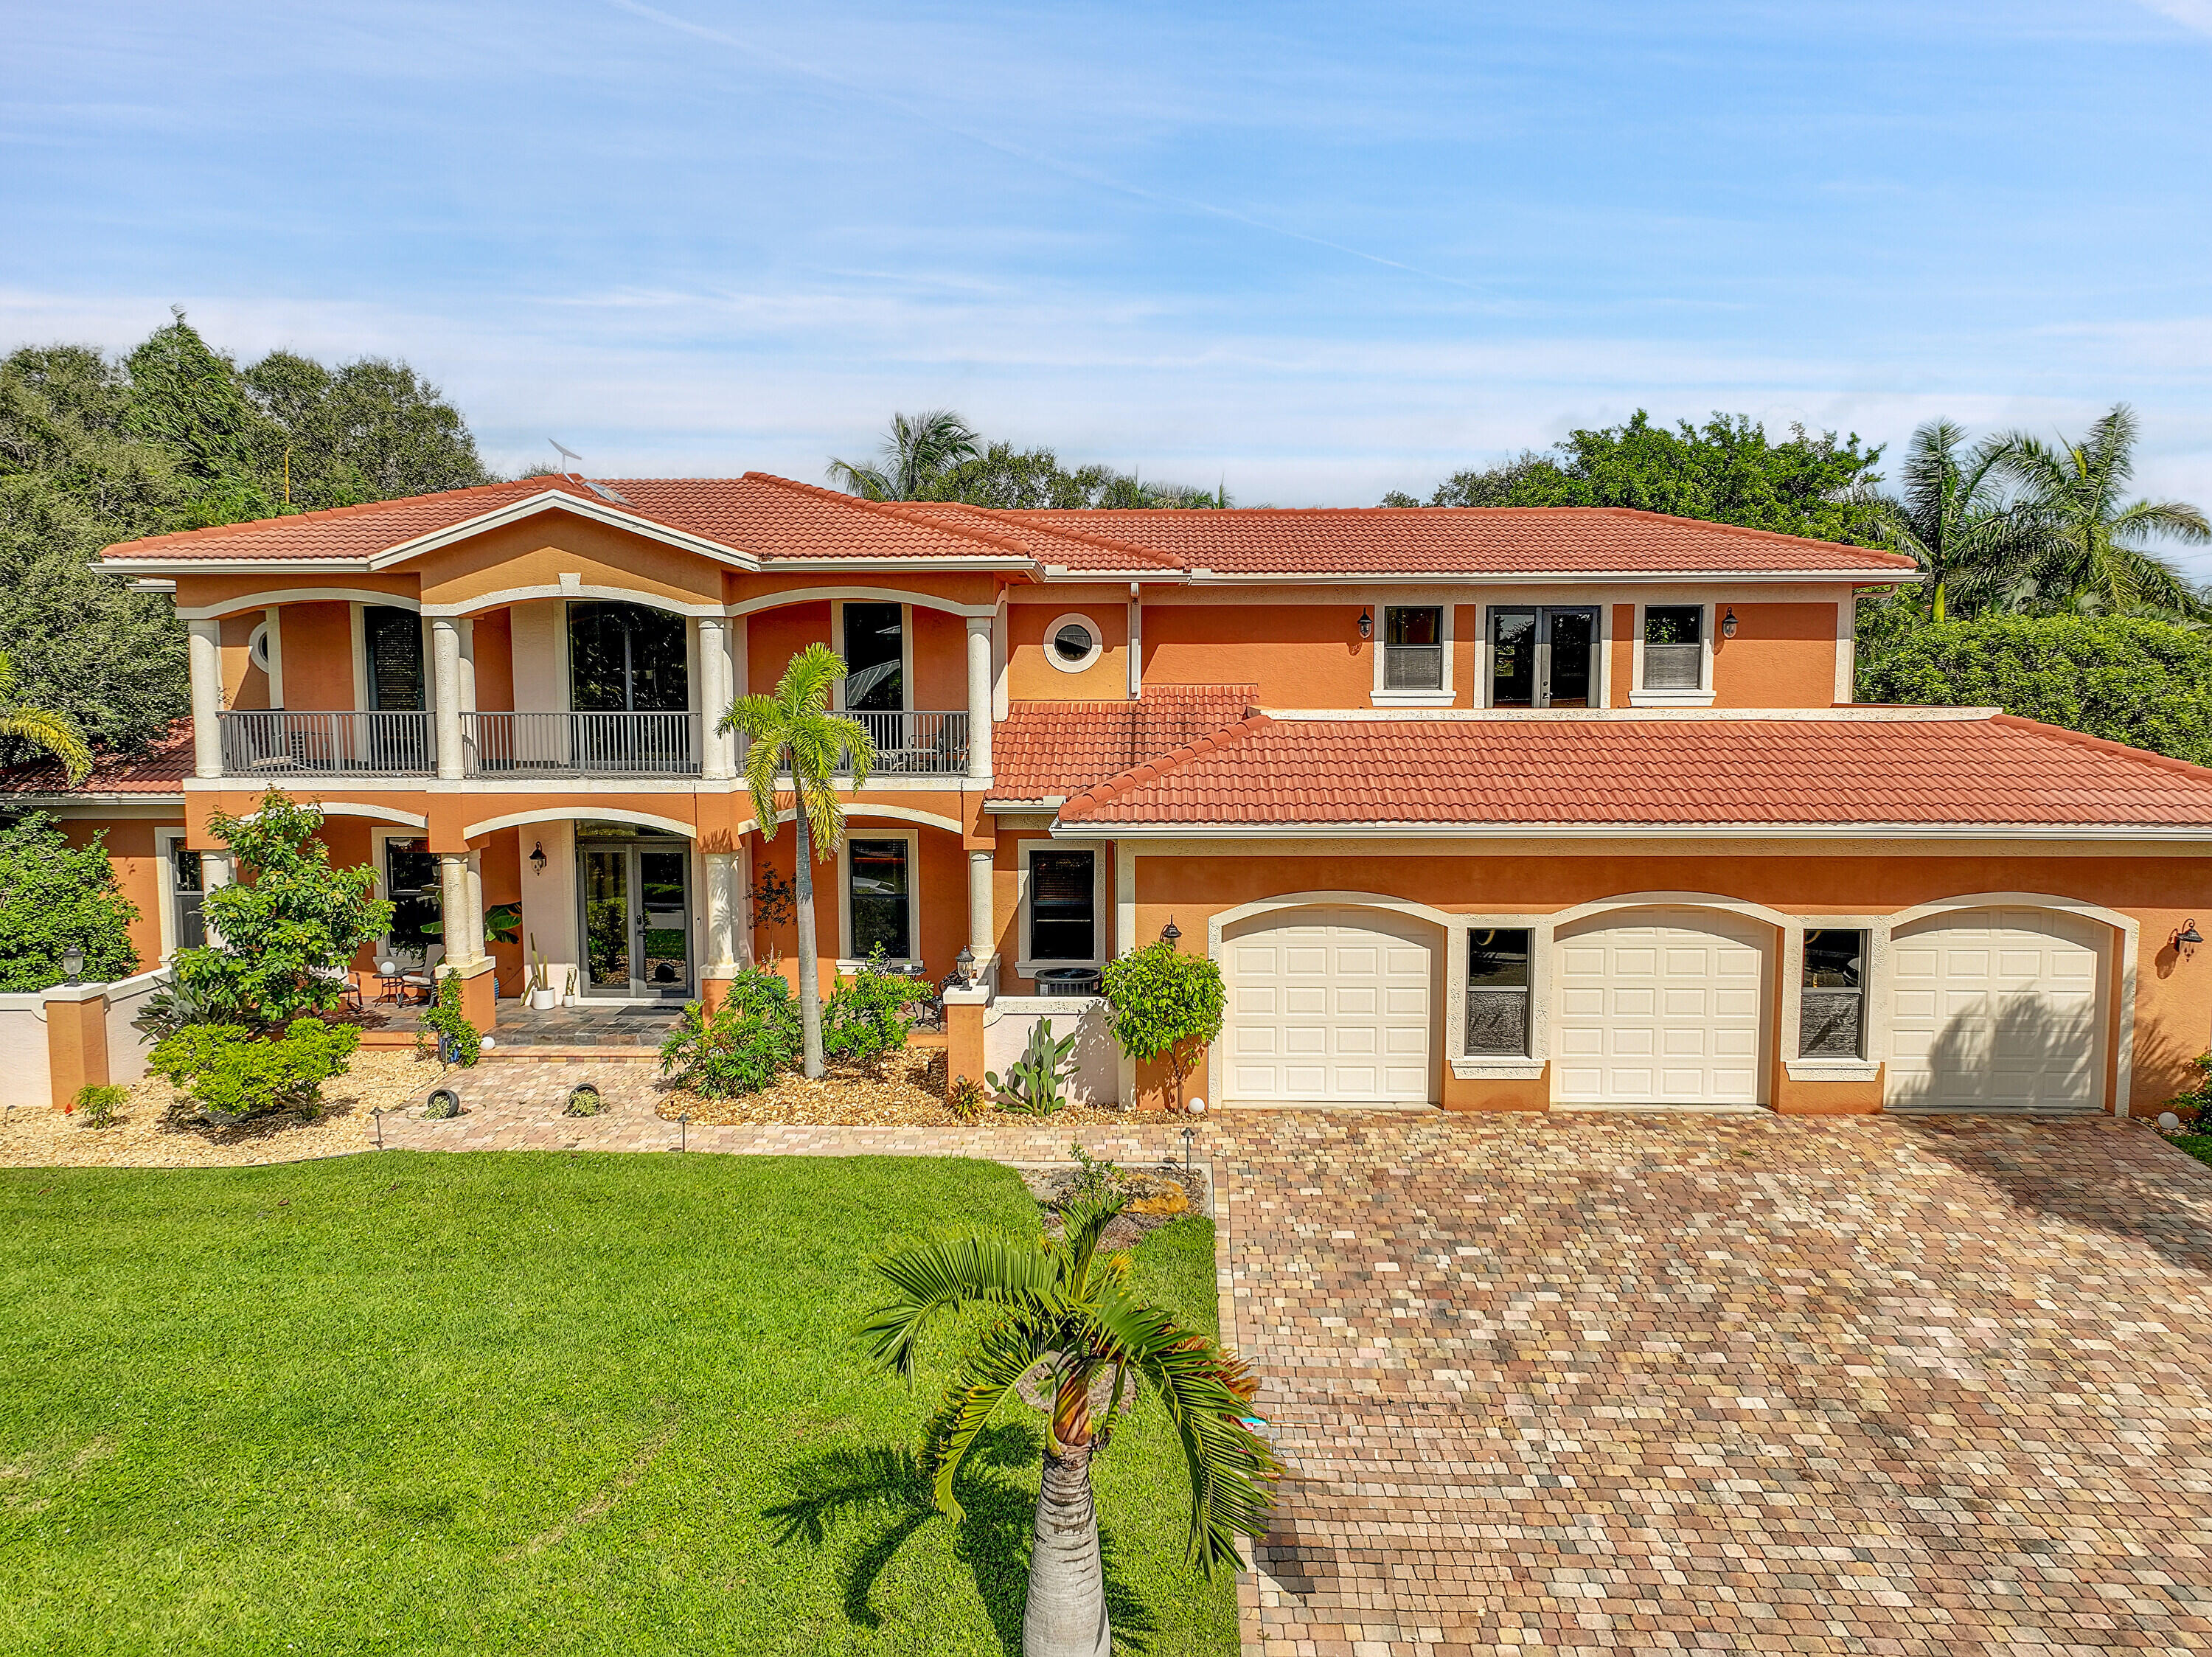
[2159,1111,2182,1132]
[479,1036,495,1052]
[1187,1097,1206,1116]
[378,959,397,976]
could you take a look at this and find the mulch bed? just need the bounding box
[653,1046,1149,1129]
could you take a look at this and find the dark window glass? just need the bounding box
[568,602,689,712]
[1490,609,1536,706]
[1643,605,1703,689]
[385,838,440,959]
[843,602,905,711]
[1466,928,1533,1056]
[849,838,911,960]
[1052,620,1096,664]
[1030,851,1096,961]
[1545,608,1595,706]
[364,607,425,711]
[1799,928,1866,1058]
[1383,607,1444,690]
[171,844,206,951]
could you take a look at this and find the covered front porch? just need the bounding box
[346,997,684,1050]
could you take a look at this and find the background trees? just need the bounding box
[830,410,1228,508]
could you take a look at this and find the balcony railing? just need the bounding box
[844,709,970,776]
[463,711,700,778]
[218,711,435,777]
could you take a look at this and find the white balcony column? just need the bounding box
[964,616,993,781]
[699,616,736,782]
[431,617,466,780]
[188,618,224,779]
[261,606,286,709]
[439,851,484,969]
[703,847,748,975]
[968,849,994,965]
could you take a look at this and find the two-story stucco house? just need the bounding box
[10,470,2212,1116]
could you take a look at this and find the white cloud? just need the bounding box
[2133,0,2212,35]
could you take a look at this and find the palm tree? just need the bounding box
[1865,418,2045,622]
[1991,404,2211,617]
[721,643,874,1078]
[827,409,981,501]
[0,650,92,784]
[863,1192,1278,1657]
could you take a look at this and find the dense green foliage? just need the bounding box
[658,967,804,1096]
[1100,942,1226,1111]
[419,969,484,1067]
[173,792,392,1026]
[0,812,139,991]
[1384,410,1885,543]
[0,1155,1237,1652]
[0,313,490,763]
[821,952,925,1065]
[147,1017,361,1123]
[1858,615,2212,766]
[831,409,1225,507]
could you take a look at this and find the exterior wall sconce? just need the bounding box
[2177,920,2203,956]
[1357,609,1372,641]
[529,841,548,875]
[1161,917,1182,948]
[1721,608,1739,639]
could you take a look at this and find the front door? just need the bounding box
[580,843,693,998]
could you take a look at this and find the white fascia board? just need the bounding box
[765,556,1034,572]
[1179,569,1919,586]
[126,578,177,592]
[984,797,1067,812]
[1038,566,1189,581]
[1055,819,2212,842]
[366,491,764,572]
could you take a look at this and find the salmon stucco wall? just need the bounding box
[220,612,270,709]
[748,602,831,695]
[63,817,167,968]
[1713,603,1841,708]
[1141,603,1371,706]
[911,605,970,710]
[471,611,515,713]
[1607,605,1635,707]
[747,824,969,993]
[1009,603,1129,702]
[282,602,356,710]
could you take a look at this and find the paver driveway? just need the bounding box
[1216,1110,2212,1656]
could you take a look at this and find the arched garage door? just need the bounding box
[1886,908,2107,1114]
[1221,907,1439,1104]
[1554,909,1772,1105]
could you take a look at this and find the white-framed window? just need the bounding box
[841,830,918,965]
[1798,928,1867,1060]
[1464,926,1533,1057]
[1630,601,1716,706]
[372,829,441,965]
[154,828,206,957]
[835,600,910,711]
[1372,602,1454,705]
[1483,605,1600,708]
[1017,841,1109,974]
[1043,613,1104,675]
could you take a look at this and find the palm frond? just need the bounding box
[1057,1193,1126,1299]
[2112,499,2212,544]
[827,457,895,500]
[860,1232,1061,1380]
[922,1315,1043,1524]
[0,706,93,784]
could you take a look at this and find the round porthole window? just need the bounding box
[248,622,273,674]
[1045,613,1102,674]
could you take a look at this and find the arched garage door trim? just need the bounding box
[1885,893,2138,1116]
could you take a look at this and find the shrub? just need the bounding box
[422,1087,460,1119]
[564,1083,603,1118]
[2162,1052,2212,1124]
[130,970,226,1042]
[149,1018,361,1124]
[1099,940,1225,1111]
[946,1074,987,1122]
[658,968,801,1098]
[72,1083,128,1128]
[988,1018,1078,1116]
[0,812,139,992]
[1068,1141,1120,1203]
[821,948,923,1066]
[419,969,481,1067]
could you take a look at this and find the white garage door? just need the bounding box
[1223,908,1437,1103]
[1886,909,2105,1114]
[1554,909,1770,1105]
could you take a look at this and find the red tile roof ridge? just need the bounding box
[1987,711,2212,781]
[1059,711,1275,822]
[936,503,1187,572]
[736,472,1036,558]
[99,476,587,560]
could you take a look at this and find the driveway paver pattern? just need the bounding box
[1218,1109,2212,1657]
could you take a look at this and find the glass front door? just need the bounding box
[580,842,692,998]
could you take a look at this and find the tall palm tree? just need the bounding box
[722,644,874,1077]
[1992,404,2211,617]
[827,409,981,501]
[1866,418,2045,622]
[863,1193,1278,1657]
[0,650,92,784]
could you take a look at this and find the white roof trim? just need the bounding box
[1257,705,2000,723]
[1178,569,1919,586]
[1060,820,2212,841]
[366,490,764,572]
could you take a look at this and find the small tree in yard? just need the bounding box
[1100,939,1225,1111]
[0,812,139,991]
[173,791,392,1027]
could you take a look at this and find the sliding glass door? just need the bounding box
[1489,606,1600,708]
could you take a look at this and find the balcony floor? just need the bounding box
[343,997,685,1049]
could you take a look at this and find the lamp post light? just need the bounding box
[60,945,85,986]
[679,1111,689,1153]
[955,944,977,987]
[372,1106,383,1150]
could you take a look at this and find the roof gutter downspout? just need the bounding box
[1127,581,1142,701]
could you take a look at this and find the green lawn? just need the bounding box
[0,1153,1239,1656]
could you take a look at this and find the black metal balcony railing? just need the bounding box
[218,711,436,777]
[844,709,970,775]
[464,711,701,778]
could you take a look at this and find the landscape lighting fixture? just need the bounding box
[1721,608,1739,639]
[530,841,548,875]
[60,945,84,984]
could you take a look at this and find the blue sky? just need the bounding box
[8,1,2212,571]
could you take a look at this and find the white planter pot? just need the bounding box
[527,988,561,1011]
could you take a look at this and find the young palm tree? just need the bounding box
[827,409,982,501]
[863,1194,1278,1657]
[1992,404,2211,617]
[1867,418,2045,622]
[0,650,92,784]
[721,644,874,1078]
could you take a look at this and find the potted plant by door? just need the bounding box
[525,937,561,1012]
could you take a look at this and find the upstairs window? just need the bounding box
[568,602,688,712]
[1799,929,1865,1058]
[1382,605,1444,691]
[364,607,425,711]
[841,602,905,711]
[1465,928,1533,1056]
[1029,850,1098,962]
[1642,605,1704,690]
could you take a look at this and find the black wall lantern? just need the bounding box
[529,841,548,875]
[1357,608,1372,641]
[2177,919,2203,956]
[1161,916,1182,948]
[1721,608,1739,639]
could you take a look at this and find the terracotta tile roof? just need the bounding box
[897,501,1185,572]
[98,476,594,562]
[987,684,1261,802]
[1055,710,2212,830]
[1004,504,1913,576]
[0,718,192,798]
[598,474,1034,562]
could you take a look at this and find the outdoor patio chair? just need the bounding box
[310,962,364,1012]
[398,944,445,1005]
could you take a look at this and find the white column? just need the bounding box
[965,616,993,781]
[188,619,223,779]
[458,618,478,714]
[1127,583,1142,699]
[699,616,736,781]
[201,850,232,947]
[262,606,285,709]
[968,849,995,965]
[431,617,465,780]
[990,608,1009,722]
[703,849,746,974]
[439,851,482,969]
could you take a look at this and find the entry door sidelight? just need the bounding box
[582,850,633,992]
[636,850,692,996]
[1489,606,1601,707]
